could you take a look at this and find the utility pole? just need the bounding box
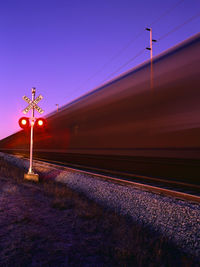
[146,28,157,90]
[56,104,59,112]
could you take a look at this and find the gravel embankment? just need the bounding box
[1,152,200,261]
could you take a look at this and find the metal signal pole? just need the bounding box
[146,28,157,90]
[22,87,44,182]
[28,87,35,174]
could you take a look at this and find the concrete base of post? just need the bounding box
[24,173,39,182]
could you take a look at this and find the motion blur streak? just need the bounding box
[0,33,200,183]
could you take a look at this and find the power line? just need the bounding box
[151,0,185,26]
[158,12,200,41]
[99,48,146,85]
[93,10,200,90]
[101,9,200,87]
[69,0,198,104]
[75,31,145,91]
[76,0,186,92]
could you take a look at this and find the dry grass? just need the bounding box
[0,155,198,266]
[39,178,196,266]
[0,156,25,182]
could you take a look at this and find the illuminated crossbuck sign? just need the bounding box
[22,95,44,114]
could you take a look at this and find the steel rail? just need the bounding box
[31,157,200,204]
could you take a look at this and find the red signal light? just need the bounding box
[21,119,27,125]
[35,118,46,128]
[18,117,30,129]
[38,119,43,126]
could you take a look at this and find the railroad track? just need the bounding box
[23,156,200,204]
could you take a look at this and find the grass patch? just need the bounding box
[0,155,25,182]
[40,178,197,266]
[0,154,198,266]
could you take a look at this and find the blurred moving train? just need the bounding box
[0,33,200,183]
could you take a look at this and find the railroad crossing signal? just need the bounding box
[22,94,44,114]
[20,87,45,182]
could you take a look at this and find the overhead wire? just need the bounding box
[77,0,186,89]
[150,0,185,26]
[97,2,200,85]
[68,0,197,100]
[75,31,145,90]
[100,48,146,85]
[104,6,200,84]
[158,12,200,41]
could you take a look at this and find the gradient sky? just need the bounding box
[0,0,199,140]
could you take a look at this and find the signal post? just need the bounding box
[19,87,45,182]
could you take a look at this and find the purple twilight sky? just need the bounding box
[0,0,199,140]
